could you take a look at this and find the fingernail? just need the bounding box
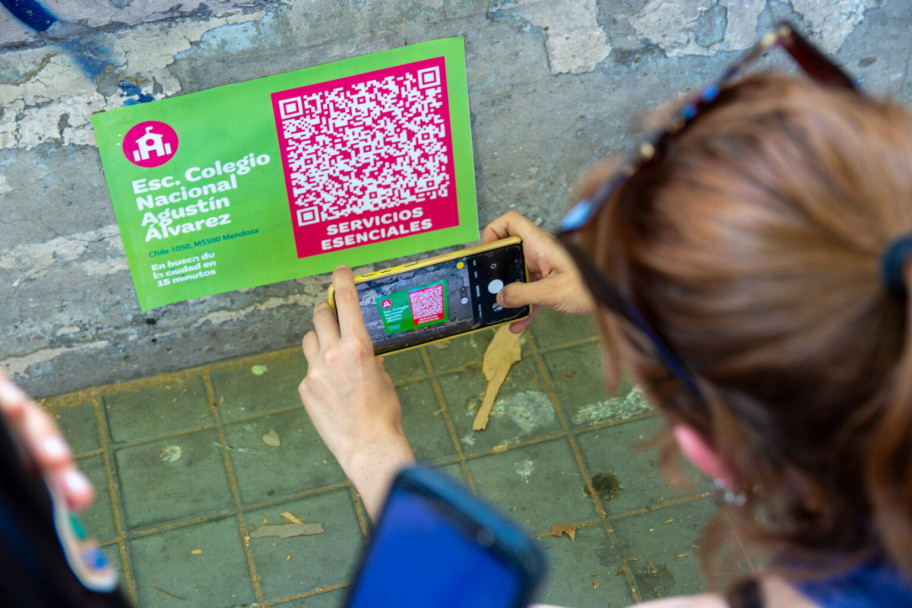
[64,469,92,496]
[0,382,27,404]
[42,435,70,460]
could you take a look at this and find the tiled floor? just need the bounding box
[42,308,735,608]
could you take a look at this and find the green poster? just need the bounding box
[376,280,449,334]
[91,37,477,311]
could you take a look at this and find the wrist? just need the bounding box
[342,434,415,521]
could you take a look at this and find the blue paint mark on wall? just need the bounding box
[1,0,55,31]
[2,0,153,105]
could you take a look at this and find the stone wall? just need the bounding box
[1,0,908,396]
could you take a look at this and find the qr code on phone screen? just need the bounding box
[409,283,445,325]
[273,57,452,225]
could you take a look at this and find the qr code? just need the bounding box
[409,283,445,325]
[274,57,451,225]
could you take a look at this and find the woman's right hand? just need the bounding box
[298,266,415,521]
[482,211,596,332]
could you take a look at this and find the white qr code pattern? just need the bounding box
[409,283,445,324]
[275,61,451,224]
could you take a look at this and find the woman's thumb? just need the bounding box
[496,280,539,309]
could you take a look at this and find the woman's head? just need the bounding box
[578,74,912,572]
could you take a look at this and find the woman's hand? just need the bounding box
[0,369,95,512]
[298,265,415,521]
[483,211,596,332]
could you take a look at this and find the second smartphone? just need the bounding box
[329,237,529,355]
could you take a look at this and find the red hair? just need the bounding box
[579,74,912,580]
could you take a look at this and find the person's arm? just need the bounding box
[482,211,596,333]
[0,369,95,511]
[298,265,415,522]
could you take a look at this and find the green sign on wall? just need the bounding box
[91,37,477,311]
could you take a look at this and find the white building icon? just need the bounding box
[133,126,172,162]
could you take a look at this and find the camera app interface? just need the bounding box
[357,257,476,354]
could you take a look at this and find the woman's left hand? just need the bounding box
[0,369,95,512]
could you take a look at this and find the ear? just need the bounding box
[672,424,732,486]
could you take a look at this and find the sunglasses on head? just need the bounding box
[556,21,859,397]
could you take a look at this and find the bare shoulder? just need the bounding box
[635,592,728,608]
[634,576,817,608]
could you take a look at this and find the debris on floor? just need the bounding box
[262,428,281,447]
[548,523,577,541]
[248,523,324,538]
[473,325,522,430]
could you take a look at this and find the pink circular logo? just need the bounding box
[382,299,392,309]
[123,121,178,168]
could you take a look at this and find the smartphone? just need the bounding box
[344,466,547,608]
[328,237,530,355]
[0,415,133,607]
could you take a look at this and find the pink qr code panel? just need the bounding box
[409,283,446,325]
[272,56,459,258]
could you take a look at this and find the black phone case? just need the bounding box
[0,416,134,607]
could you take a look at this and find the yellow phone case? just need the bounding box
[327,236,528,355]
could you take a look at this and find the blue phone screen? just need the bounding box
[345,485,524,608]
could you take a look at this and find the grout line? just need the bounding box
[533,334,601,356]
[256,582,351,606]
[90,393,137,601]
[41,347,306,405]
[202,371,265,604]
[116,479,359,539]
[621,558,645,603]
[527,329,647,603]
[526,330,609,520]
[420,345,477,494]
[350,486,371,541]
[604,493,712,523]
[105,421,220,450]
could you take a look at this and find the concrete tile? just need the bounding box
[223,409,345,505]
[535,525,634,608]
[467,438,598,535]
[127,517,256,608]
[397,379,458,462]
[381,348,427,382]
[433,462,467,487]
[244,490,363,602]
[576,417,710,517]
[271,588,348,608]
[103,376,214,443]
[529,307,600,350]
[437,357,562,454]
[75,453,118,544]
[543,342,651,428]
[425,327,531,374]
[425,328,492,373]
[211,352,306,421]
[50,400,100,455]
[100,544,126,593]
[611,499,716,601]
[114,429,233,529]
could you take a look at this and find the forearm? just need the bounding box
[343,435,415,522]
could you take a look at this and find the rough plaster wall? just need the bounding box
[1,0,910,397]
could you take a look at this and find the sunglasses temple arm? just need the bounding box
[621,301,704,397]
[779,22,858,90]
[572,244,704,397]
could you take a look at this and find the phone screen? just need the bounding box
[356,244,528,354]
[345,484,525,608]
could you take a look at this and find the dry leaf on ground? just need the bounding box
[548,523,577,541]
